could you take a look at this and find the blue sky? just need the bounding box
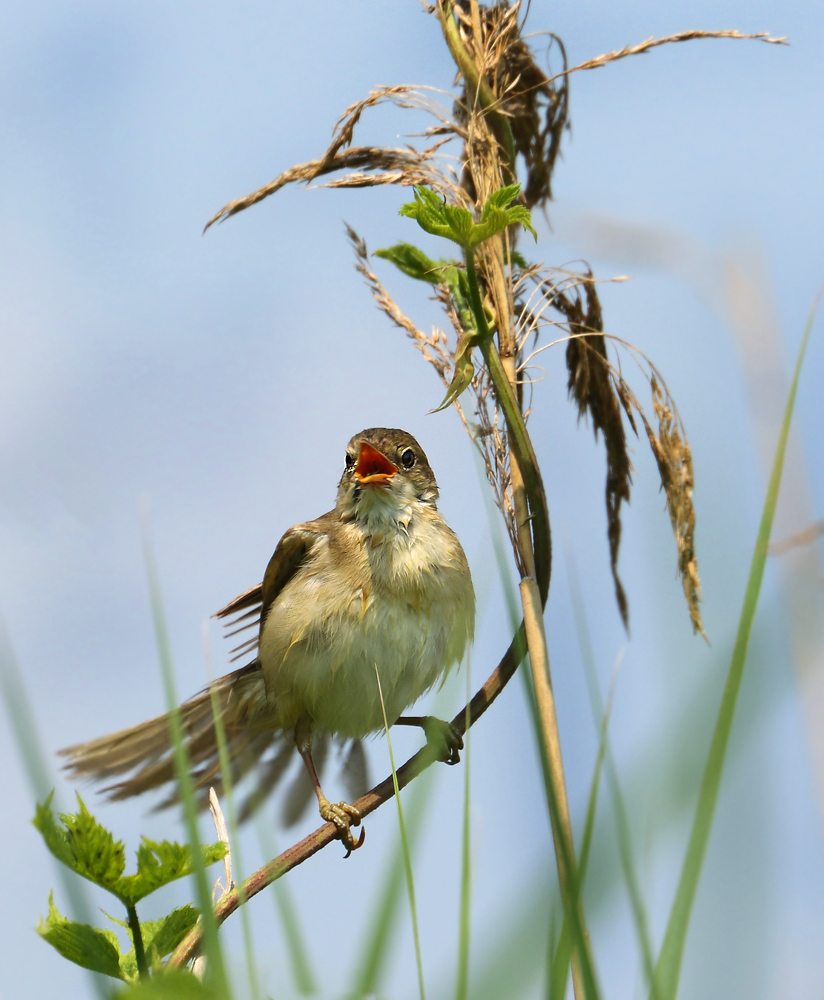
[1,3,822,998]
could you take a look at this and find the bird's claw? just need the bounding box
[319,799,365,857]
[423,718,464,765]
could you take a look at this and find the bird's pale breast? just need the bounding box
[258,509,474,738]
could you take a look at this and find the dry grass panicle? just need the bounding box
[451,1,569,208]
[554,277,633,627]
[203,0,727,632]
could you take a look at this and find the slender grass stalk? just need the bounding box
[254,821,317,996]
[374,664,426,1000]
[140,505,228,995]
[463,244,598,1000]
[549,657,617,999]
[654,294,820,1000]
[351,768,435,996]
[204,627,261,1000]
[567,558,658,997]
[0,614,108,999]
[455,657,473,1000]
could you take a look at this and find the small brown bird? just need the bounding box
[60,428,475,852]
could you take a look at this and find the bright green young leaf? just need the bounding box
[115,838,227,906]
[145,905,200,959]
[38,892,124,980]
[374,243,449,284]
[35,794,126,890]
[483,182,522,212]
[430,331,479,413]
[473,188,537,247]
[398,183,536,252]
[118,906,201,980]
[398,185,457,242]
[34,798,226,905]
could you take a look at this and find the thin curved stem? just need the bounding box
[167,627,528,970]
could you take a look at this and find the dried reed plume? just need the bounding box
[200,0,741,636]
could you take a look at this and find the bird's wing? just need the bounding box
[214,512,334,661]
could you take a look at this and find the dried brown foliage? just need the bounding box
[199,0,762,635]
[451,1,569,207]
[551,29,787,82]
[555,277,632,627]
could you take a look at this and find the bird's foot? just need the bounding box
[318,797,365,857]
[422,717,463,766]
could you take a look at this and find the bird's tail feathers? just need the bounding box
[59,662,288,814]
[59,662,372,824]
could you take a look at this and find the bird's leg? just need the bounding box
[395,715,463,765]
[294,720,364,856]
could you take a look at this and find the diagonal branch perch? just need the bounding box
[167,625,529,969]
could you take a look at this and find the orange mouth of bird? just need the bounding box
[355,441,397,486]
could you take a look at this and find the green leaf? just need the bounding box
[399,187,456,242]
[34,794,126,890]
[483,182,522,212]
[654,293,820,1000]
[474,186,537,246]
[145,905,201,959]
[115,839,227,906]
[34,797,226,905]
[118,906,201,981]
[398,184,536,252]
[374,243,446,284]
[38,892,124,980]
[430,332,478,412]
[112,969,223,1000]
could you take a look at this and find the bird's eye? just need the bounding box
[400,448,416,469]
[345,453,355,469]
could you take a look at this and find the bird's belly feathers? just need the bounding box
[258,561,473,739]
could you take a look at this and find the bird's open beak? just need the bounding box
[355,441,397,486]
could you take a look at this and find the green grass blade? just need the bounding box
[549,663,614,998]
[0,614,109,1000]
[455,661,473,1000]
[479,458,600,1000]
[254,821,317,996]
[654,293,820,999]
[140,507,229,996]
[568,559,658,997]
[204,630,261,1000]
[350,767,434,996]
[375,665,426,1000]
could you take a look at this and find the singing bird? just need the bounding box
[60,428,475,852]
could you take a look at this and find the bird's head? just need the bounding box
[336,428,439,528]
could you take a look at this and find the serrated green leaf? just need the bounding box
[118,906,201,982]
[482,182,522,213]
[145,905,200,959]
[471,194,536,248]
[399,184,536,253]
[34,795,126,890]
[38,892,124,980]
[503,204,537,242]
[114,839,227,906]
[34,799,225,905]
[374,243,444,284]
[119,946,139,983]
[442,204,474,244]
[399,192,452,242]
[33,794,74,868]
